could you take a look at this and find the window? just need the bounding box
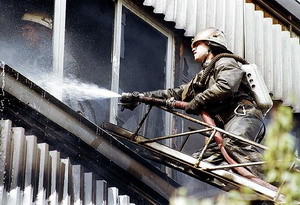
[110,2,174,145]
[0,0,115,125]
[65,0,114,124]
[116,6,168,139]
[0,0,174,135]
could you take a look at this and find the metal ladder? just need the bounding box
[101,105,285,203]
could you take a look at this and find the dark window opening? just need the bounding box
[65,0,114,125]
[117,7,168,143]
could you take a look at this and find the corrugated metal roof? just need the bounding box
[143,0,300,112]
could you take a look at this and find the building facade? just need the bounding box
[0,0,300,203]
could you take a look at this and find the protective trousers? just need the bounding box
[193,107,265,179]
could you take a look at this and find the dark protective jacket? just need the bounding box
[144,56,265,178]
[144,57,261,122]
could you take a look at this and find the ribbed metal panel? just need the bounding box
[119,195,130,205]
[245,3,255,63]
[225,0,243,56]
[174,0,187,30]
[108,187,119,205]
[263,18,274,93]
[272,24,284,100]
[0,120,136,205]
[185,0,197,36]
[215,0,226,32]
[206,0,216,28]
[61,158,72,204]
[282,31,293,106]
[0,120,12,204]
[96,180,108,205]
[49,150,62,205]
[291,38,300,112]
[9,127,26,205]
[143,0,300,112]
[24,135,38,205]
[254,11,264,74]
[196,0,207,33]
[84,173,96,204]
[232,0,244,57]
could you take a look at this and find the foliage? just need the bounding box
[170,187,254,205]
[263,106,300,204]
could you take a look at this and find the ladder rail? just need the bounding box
[132,105,268,171]
[138,128,213,143]
[102,122,285,203]
[195,129,217,166]
[113,104,287,202]
[158,106,269,150]
[203,161,266,171]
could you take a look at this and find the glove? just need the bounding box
[185,94,204,115]
[120,92,142,111]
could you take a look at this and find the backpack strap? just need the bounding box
[199,53,249,87]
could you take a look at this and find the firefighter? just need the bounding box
[18,11,80,78]
[17,11,53,73]
[17,11,97,123]
[121,27,266,178]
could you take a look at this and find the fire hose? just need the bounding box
[120,92,278,192]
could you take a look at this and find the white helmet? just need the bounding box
[21,12,53,29]
[191,27,228,51]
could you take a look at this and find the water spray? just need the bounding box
[61,78,121,100]
[26,73,121,101]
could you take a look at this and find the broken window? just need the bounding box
[116,6,168,140]
[65,0,114,124]
[0,0,114,125]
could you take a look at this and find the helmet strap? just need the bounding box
[202,46,212,65]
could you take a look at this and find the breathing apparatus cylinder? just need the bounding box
[241,64,273,115]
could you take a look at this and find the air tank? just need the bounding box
[241,64,273,115]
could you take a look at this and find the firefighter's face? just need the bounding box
[21,24,40,48]
[192,41,209,63]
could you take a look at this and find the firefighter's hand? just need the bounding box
[185,95,204,115]
[120,92,141,111]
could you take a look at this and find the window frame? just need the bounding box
[52,0,67,100]
[51,0,176,140]
[109,0,176,140]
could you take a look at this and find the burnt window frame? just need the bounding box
[34,0,177,149]
[109,0,176,142]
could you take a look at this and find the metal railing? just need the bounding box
[132,105,268,170]
[103,104,285,202]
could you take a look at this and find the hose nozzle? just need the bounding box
[120,92,143,103]
[119,92,144,111]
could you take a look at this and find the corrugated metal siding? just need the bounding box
[143,0,300,112]
[0,120,135,205]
